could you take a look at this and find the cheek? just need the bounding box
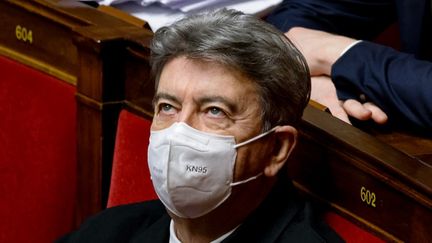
[233,143,272,181]
[152,109,181,129]
[198,116,232,134]
[151,117,173,131]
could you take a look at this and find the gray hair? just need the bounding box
[150,8,310,130]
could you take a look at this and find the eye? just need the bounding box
[206,106,226,118]
[158,103,177,115]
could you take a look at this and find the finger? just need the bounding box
[342,99,372,121]
[327,100,352,124]
[363,102,388,124]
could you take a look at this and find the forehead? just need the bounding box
[156,57,259,100]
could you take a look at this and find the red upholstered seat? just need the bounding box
[0,56,76,242]
[107,110,157,208]
[325,212,385,243]
[108,110,386,242]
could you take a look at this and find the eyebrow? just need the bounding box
[152,92,181,108]
[196,96,238,113]
[153,92,238,113]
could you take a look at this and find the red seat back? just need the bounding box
[0,56,76,242]
[107,110,157,208]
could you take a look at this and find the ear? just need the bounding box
[264,125,297,177]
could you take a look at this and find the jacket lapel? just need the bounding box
[131,213,171,243]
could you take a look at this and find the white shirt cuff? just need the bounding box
[339,40,362,57]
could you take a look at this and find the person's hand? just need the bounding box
[310,76,351,123]
[286,27,357,76]
[342,99,388,124]
[311,76,388,124]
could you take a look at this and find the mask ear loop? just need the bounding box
[233,127,278,148]
[230,172,263,186]
[230,127,278,186]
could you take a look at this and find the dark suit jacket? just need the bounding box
[267,0,432,129]
[57,178,343,242]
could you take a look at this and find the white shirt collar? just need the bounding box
[169,220,238,243]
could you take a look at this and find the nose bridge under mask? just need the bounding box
[170,132,209,152]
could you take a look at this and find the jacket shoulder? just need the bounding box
[56,200,166,243]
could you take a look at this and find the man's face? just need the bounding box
[152,56,274,181]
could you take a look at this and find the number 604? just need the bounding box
[15,25,33,43]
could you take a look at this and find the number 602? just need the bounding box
[360,186,376,207]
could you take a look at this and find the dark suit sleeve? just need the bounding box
[332,41,432,129]
[266,0,431,129]
[266,0,396,40]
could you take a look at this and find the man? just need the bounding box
[267,0,432,130]
[58,9,342,242]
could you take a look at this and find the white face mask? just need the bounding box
[147,122,276,218]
